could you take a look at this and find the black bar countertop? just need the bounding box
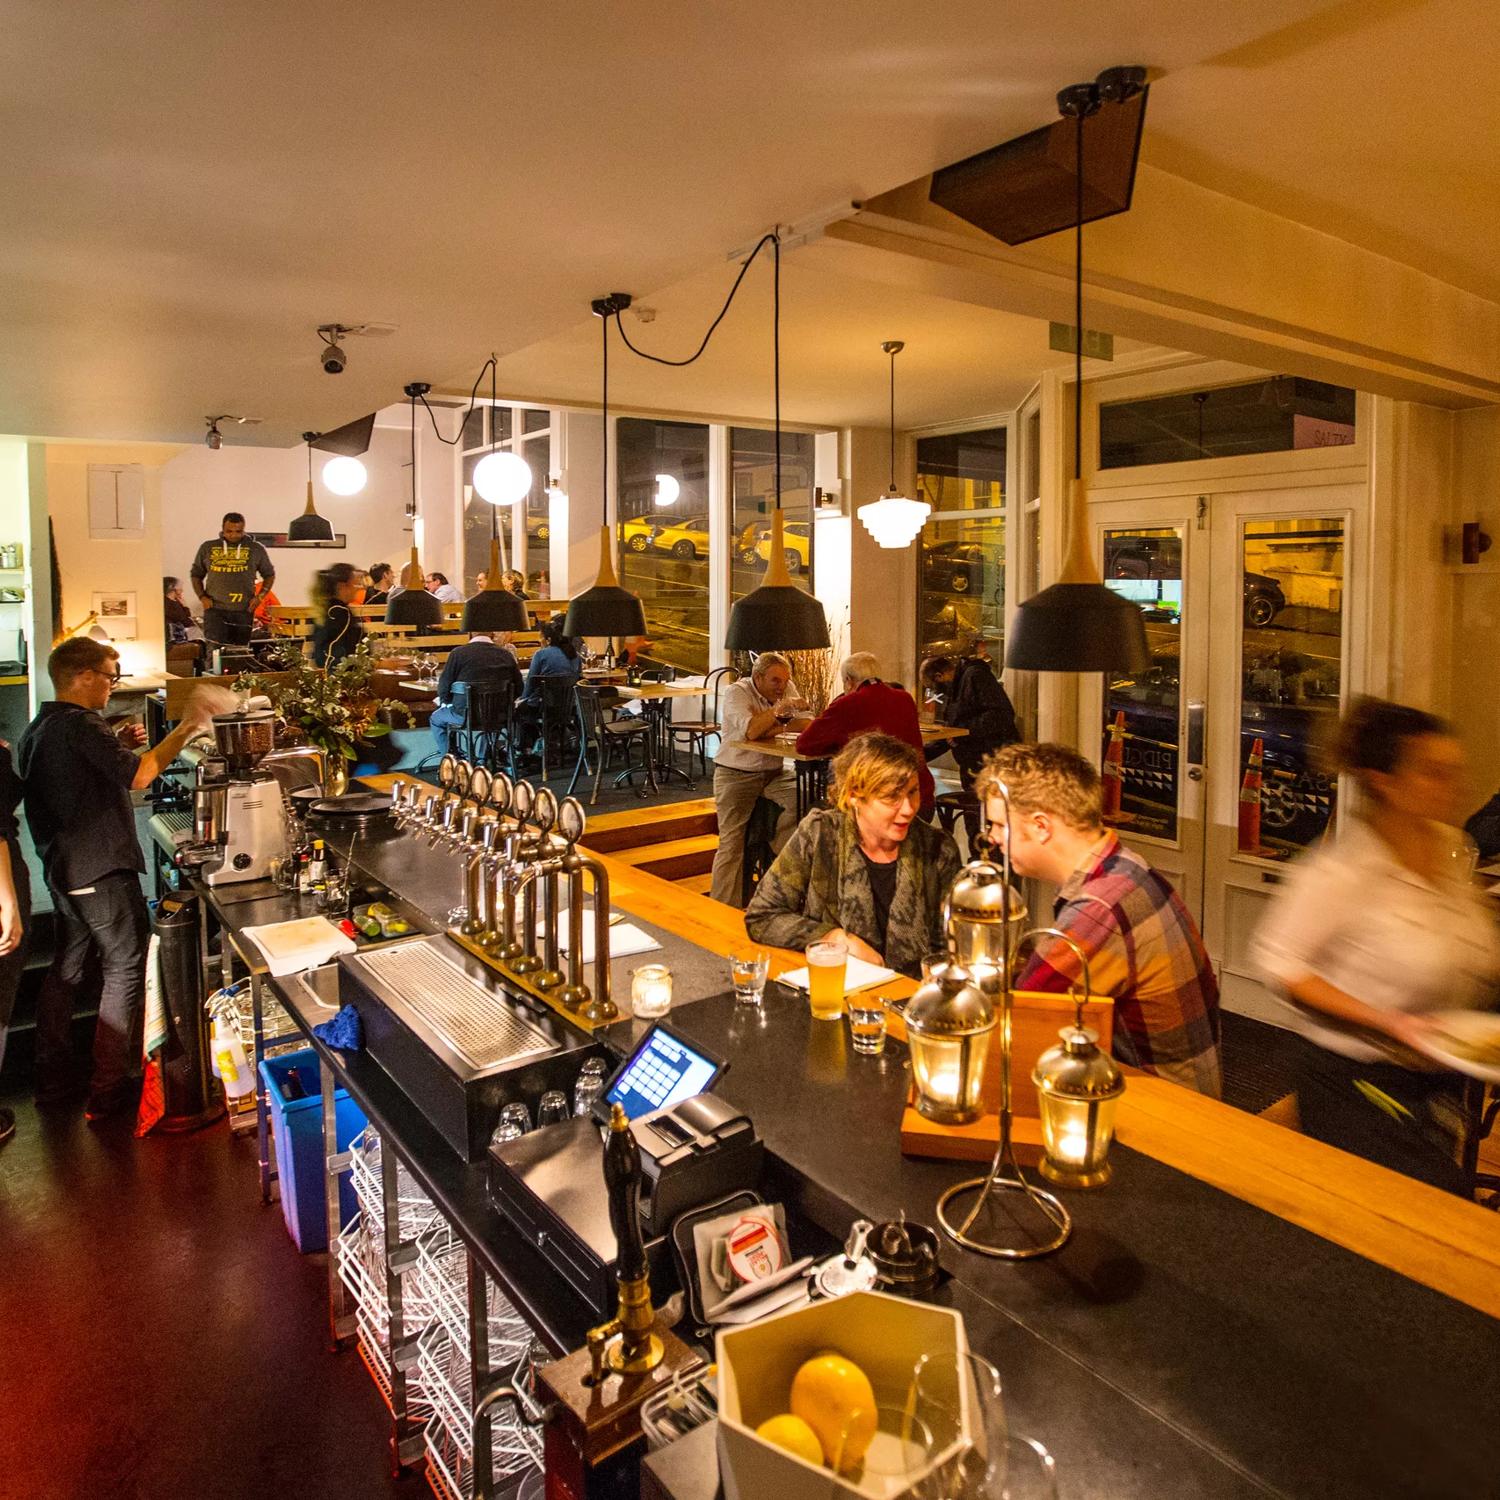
[203,819,1500,1499]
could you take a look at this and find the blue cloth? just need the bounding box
[522,645,581,703]
[313,1003,364,1053]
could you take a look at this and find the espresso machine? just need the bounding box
[187,709,288,886]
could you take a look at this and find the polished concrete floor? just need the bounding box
[0,1093,413,1500]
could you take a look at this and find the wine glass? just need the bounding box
[909,1351,1007,1499]
[832,1403,939,1496]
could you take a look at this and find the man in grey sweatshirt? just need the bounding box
[189,512,275,645]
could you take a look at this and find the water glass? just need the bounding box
[729,947,770,1006]
[848,998,887,1056]
[573,1057,607,1116]
[491,1101,532,1145]
[537,1090,570,1127]
[832,1403,937,1490]
[909,1351,1008,1499]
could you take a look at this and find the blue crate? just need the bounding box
[260,1049,367,1253]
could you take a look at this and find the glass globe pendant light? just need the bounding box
[321,455,367,496]
[464,354,530,633]
[856,340,930,549]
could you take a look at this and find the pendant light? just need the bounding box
[562,302,647,641]
[287,432,335,541]
[856,340,930,549]
[322,456,366,495]
[464,354,530,633]
[386,382,443,628]
[724,234,829,652]
[1005,75,1149,675]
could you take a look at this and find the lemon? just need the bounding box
[789,1352,877,1470]
[756,1413,825,1467]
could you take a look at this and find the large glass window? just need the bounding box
[462,448,516,595]
[916,428,1006,665]
[617,418,711,673]
[461,406,544,595]
[518,423,551,598]
[1238,517,1344,858]
[1101,527,1184,841]
[730,427,815,603]
[1099,377,1356,470]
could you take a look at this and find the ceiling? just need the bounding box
[2,0,1491,449]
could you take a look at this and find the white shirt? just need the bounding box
[1252,817,1500,1060]
[431,584,464,604]
[716,677,794,773]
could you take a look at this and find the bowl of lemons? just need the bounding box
[715,1290,973,1499]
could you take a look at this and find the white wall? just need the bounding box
[161,424,427,605]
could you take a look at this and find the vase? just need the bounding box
[323,756,350,797]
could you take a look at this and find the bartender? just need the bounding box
[189,511,275,646]
[19,637,209,1121]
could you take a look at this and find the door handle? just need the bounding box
[1186,700,1206,766]
[1187,767,1203,782]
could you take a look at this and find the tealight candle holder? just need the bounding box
[631,963,673,1019]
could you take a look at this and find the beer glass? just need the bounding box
[805,936,848,1020]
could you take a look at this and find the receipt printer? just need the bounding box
[632,1092,763,1237]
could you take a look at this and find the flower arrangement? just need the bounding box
[236,642,413,766]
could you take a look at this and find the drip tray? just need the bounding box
[337,936,596,1161]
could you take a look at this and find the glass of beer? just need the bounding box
[805,936,848,1020]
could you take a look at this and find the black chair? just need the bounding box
[456,678,517,774]
[740,795,782,905]
[668,665,738,779]
[519,675,578,781]
[571,685,657,803]
[794,758,830,821]
[935,788,984,857]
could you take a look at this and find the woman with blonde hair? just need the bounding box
[745,732,960,975]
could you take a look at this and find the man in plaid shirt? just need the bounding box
[978,743,1222,1096]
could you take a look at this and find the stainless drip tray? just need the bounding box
[351,942,555,1072]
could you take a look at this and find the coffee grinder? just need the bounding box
[189,709,287,886]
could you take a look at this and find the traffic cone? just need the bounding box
[1102,710,1126,820]
[1238,737,1264,853]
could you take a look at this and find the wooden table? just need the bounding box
[614,681,711,786]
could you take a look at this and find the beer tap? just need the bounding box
[556,797,619,1024]
[478,773,516,957]
[525,789,565,993]
[507,781,544,976]
[456,767,494,938]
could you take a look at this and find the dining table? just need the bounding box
[612,680,713,787]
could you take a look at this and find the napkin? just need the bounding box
[534,912,661,963]
[776,956,898,993]
[241,916,358,977]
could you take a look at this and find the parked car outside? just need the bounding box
[619,511,682,552]
[652,515,711,559]
[750,520,811,573]
[1103,534,1287,628]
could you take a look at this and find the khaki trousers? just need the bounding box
[710,766,798,906]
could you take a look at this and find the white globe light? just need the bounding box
[857,492,931,548]
[321,456,367,495]
[473,450,532,505]
[655,473,680,506]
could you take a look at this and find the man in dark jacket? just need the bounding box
[430,631,524,754]
[795,652,934,816]
[189,512,275,646]
[920,652,1020,787]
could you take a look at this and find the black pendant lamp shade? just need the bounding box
[287,431,335,541]
[1005,71,1148,676]
[724,510,829,651]
[563,527,647,639]
[463,535,528,632]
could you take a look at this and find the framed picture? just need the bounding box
[92,591,137,641]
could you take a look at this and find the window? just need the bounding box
[730,427,815,603]
[461,406,547,595]
[1099,376,1356,470]
[617,418,711,674]
[916,427,1006,666]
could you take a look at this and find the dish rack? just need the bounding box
[340,1128,544,1499]
[221,978,304,1133]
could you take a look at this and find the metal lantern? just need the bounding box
[1027,926,1124,1188]
[905,963,995,1125]
[943,859,1027,989]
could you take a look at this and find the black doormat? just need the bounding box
[1220,1010,1304,1116]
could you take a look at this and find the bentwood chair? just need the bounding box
[668,665,739,778]
[571,685,657,803]
[455,678,518,776]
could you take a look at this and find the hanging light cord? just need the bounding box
[773,231,781,511]
[888,346,897,489]
[1074,104,1084,484]
[601,306,610,518]
[411,355,500,445]
[409,390,417,514]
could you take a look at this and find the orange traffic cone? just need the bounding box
[1238,737,1264,853]
[1101,710,1126,820]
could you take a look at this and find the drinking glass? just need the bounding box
[994,1435,1058,1500]
[805,936,848,1020]
[573,1058,607,1116]
[832,1403,937,1493]
[537,1090,570,1127]
[921,949,953,982]
[909,1350,1008,1500]
[848,998,887,1056]
[491,1101,532,1145]
[729,947,770,1007]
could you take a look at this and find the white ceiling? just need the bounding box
[3,0,1492,448]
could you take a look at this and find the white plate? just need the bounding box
[1416,1009,1500,1085]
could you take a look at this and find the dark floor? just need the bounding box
[0,1094,412,1500]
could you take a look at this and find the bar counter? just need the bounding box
[210,802,1500,1499]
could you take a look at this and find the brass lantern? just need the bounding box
[942,860,1027,990]
[1028,929,1124,1188]
[905,963,995,1125]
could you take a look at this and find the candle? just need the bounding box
[1057,1123,1090,1164]
[631,964,673,1019]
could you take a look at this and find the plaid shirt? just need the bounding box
[1014,832,1223,1095]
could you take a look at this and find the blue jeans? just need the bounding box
[429,700,464,755]
[36,871,151,1098]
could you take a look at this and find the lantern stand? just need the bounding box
[936,781,1073,1259]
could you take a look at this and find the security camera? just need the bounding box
[204,416,224,449]
[321,339,347,375]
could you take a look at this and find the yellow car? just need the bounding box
[652,514,711,560]
[752,520,811,574]
[618,512,678,553]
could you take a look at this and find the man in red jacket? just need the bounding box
[796,653,934,816]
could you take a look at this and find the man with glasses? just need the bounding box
[18,638,209,1121]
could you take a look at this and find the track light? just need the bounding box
[204,413,259,449]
